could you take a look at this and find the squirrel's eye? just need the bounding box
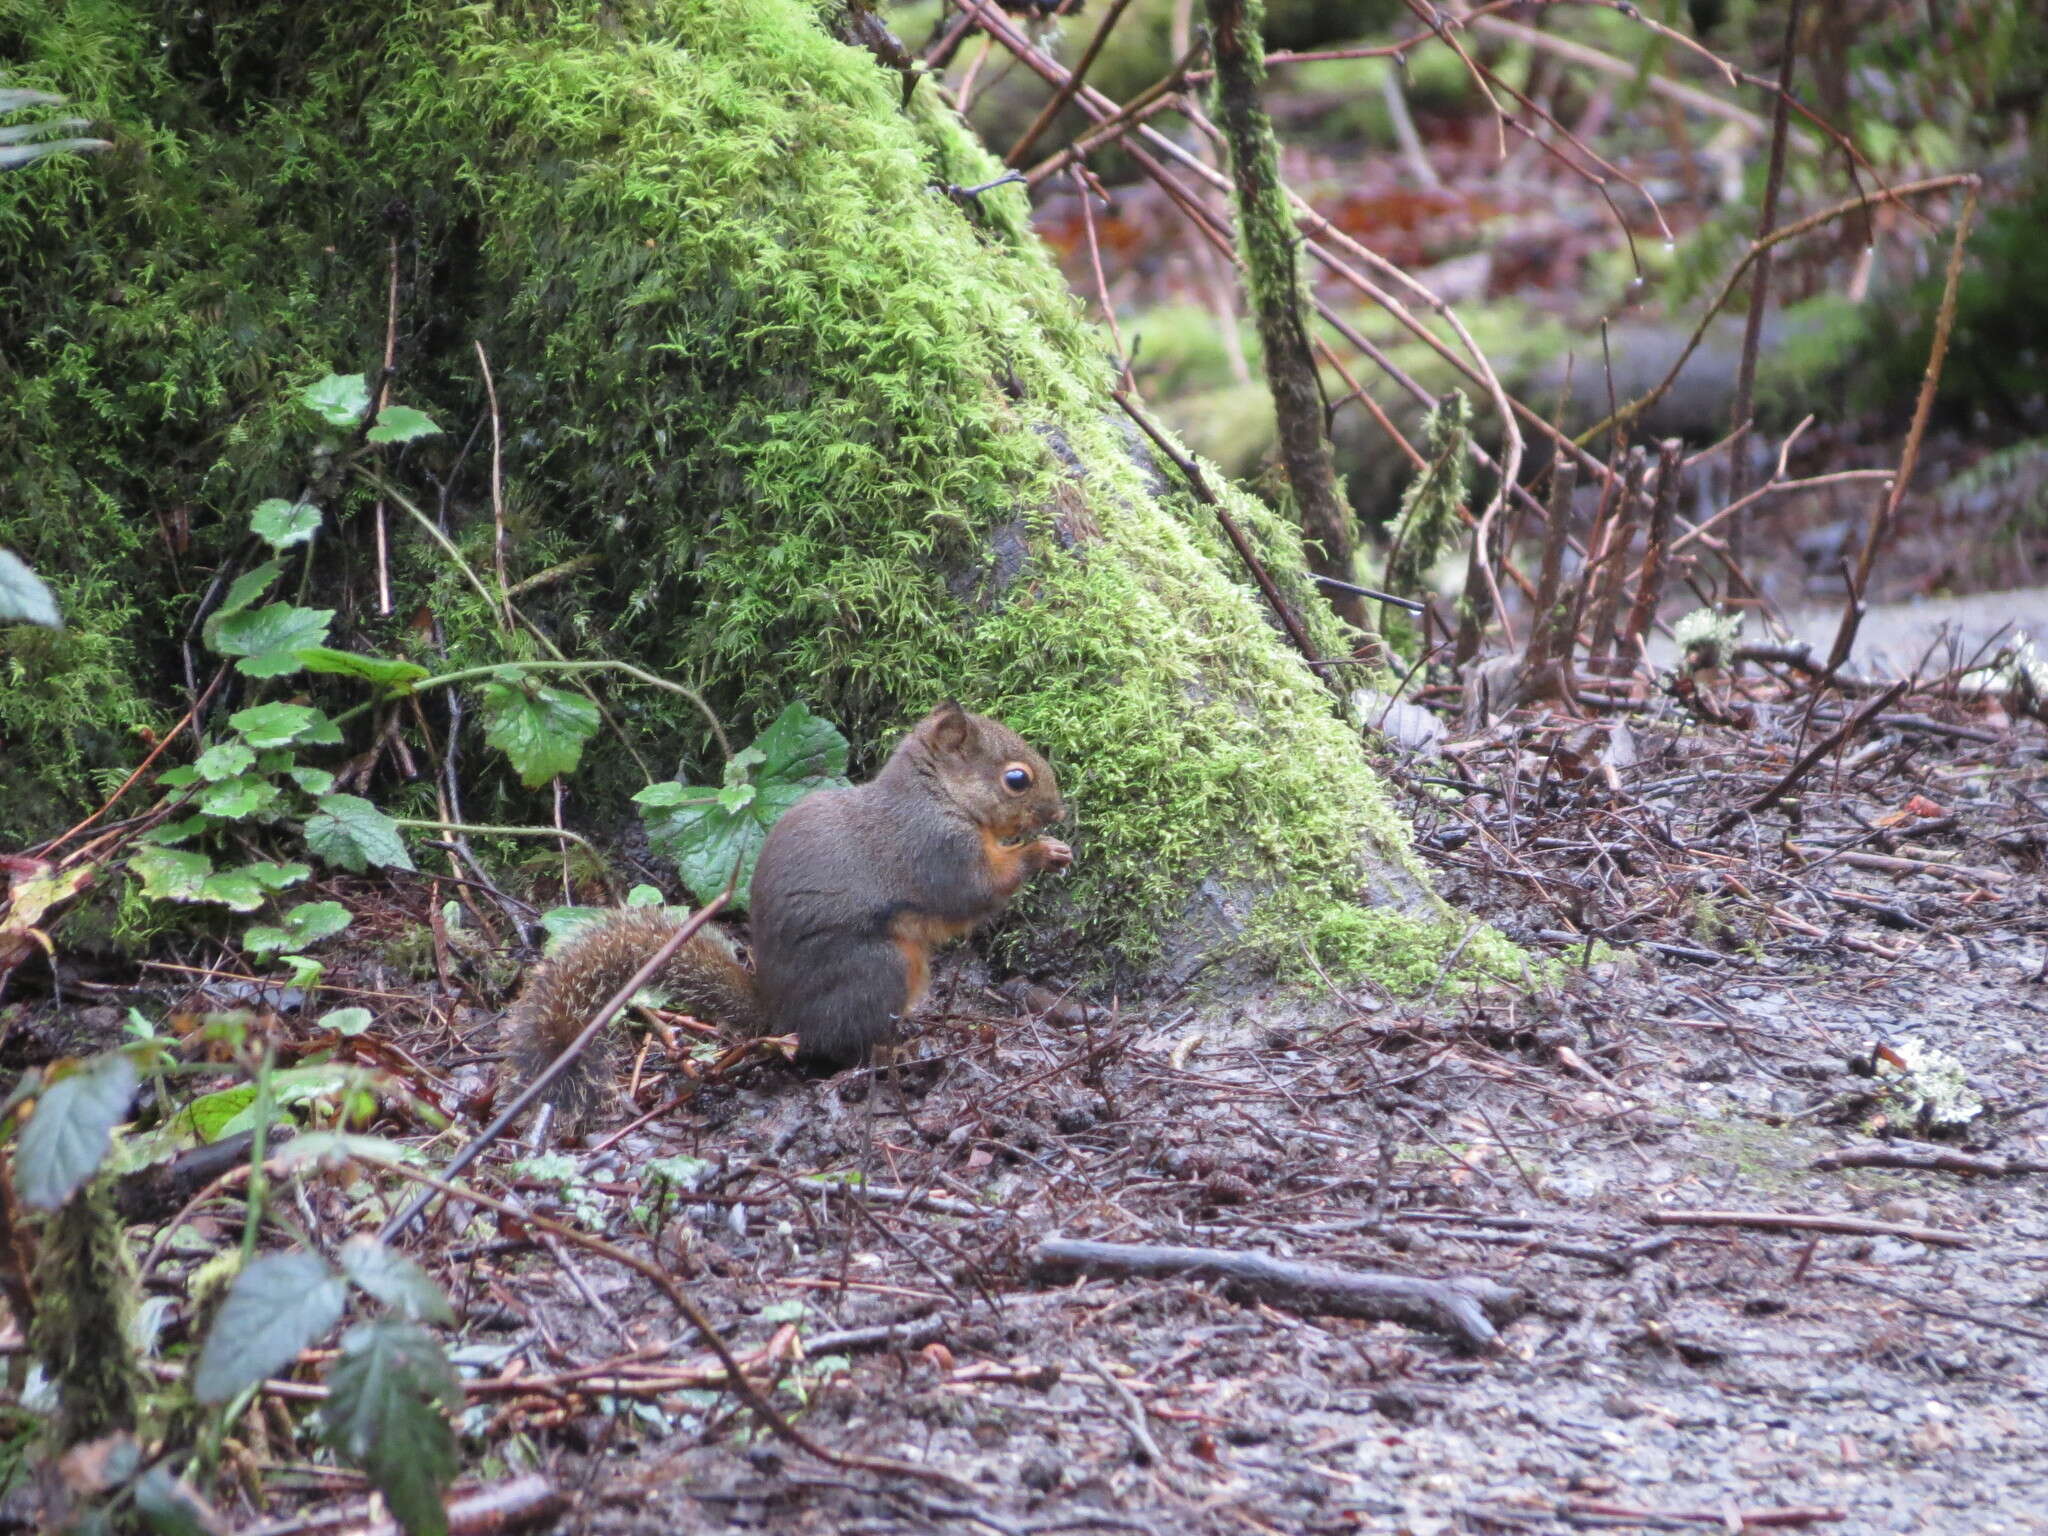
[1002,766,1033,793]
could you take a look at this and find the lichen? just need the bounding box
[0,0,1502,986]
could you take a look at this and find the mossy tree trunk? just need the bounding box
[0,0,1508,990]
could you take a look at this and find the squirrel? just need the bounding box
[503,701,1071,1126]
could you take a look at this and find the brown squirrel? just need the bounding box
[504,702,1070,1125]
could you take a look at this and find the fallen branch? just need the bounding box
[1710,679,1910,836]
[1814,1144,2048,1177]
[1030,1237,1519,1352]
[1642,1209,1972,1249]
[237,1474,564,1536]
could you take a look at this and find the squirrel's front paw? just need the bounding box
[1036,837,1074,872]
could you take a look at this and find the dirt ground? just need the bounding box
[360,690,2048,1536]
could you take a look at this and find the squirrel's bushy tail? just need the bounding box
[503,908,762,1128]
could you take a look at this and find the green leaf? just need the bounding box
[195,868,266,912]
[130,846,214,903]
[637,704,849,910]
[303,372,371,429]
[250,498,322,551]
[321,1007,374,1036]
[246,860,312,890]
[15,1051,139,1209]
[305,795,413,873]
[479,679,601,788]
[294,648,430,694]
[196,775,279,821]
[243,900,352,956]
[193,741,256,782]
[289,765,338,795]
[156,766,200,791]
[138,814,213,847]
[339,1235,455,1325]
[212,603,334,678]
[751,701,850,785]
[213,559,284,622]
[322,1320,460,1536]
[625,883,665,907]
[182,1084,258,1143]
[278,954,326,989]
[193,1250,347,1403]
[365,405,441,445]
[0,547,61,628]
[539,905,612,944]
[231,702,325,747]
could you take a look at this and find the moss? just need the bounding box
[28,1180,142,1446]
[0,0,1502,986]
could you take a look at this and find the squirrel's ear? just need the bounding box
[924,699,973,750]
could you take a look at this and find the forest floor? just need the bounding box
[112,663,2038,1536]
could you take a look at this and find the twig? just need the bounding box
[1111,391,1335,691]
[1834,1273,2048,1346]
[1087,1354,1170,1467]
[1031,1237,1519,1352]
[1005,0,1137,167]
[1641,1209,1972,1249]
[474,341,512,628]
[1621,440,1683,664]
[1813,1145,2048,1177]
[1710,679,1910,836]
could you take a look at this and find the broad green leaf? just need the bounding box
[278,954,326,989]
[302,372,371,429]
[321,1007,374,1036]
[294,648,429,694]
[192,1251,347,1403]
[230,702,324,747]
[479,679,600,788]
[339,1235,455,1325]
[539,905,611,944]
[156,766,200,790]
[322,1320,460,1536]
[246,860,311,890]
[365,406,440,445]
[15,1051,140,1209]
[289,765,338,795]
[243,900,352,956]
[195,868,266,912]
[0,547,61,628]
[192,741,255,781]
[182,1084,258,1143]
[130,846,213,903]
[138,814,213,847]
[250,498,322,551]
[636,704,848,910]
[212,603,333,678]
[196,775,279,821]
[305,794,413,873]
[625,883,664,906]
[212,559,284,622]
[751,701,850,785]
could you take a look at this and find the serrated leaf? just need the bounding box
[243,900,352,956]
[478,679,601,788]
[305,795,413,873]
[320,1006,373,1036]
[322,1320,460,1536]
[156,765,200,790]
[196,775,279,821]
[212,559,284,622]
[192,1251,347,1403]
[230,702,324,747]
[196,868,266,912]
[289,765,337,795]
[14,1051,139,1209]
[364,406,440,445]
[751,701,850,784]
[139,814,214,847]
[192,741,255,782]
[625,883,664,907]
[339,1236,455,1325]
[293,648,429,694]
[0,547,61,628]
[250,498,322,551]
[639,705,849,910]
[130,846,213,903]
[302,373,371,429]
[211,603,333,678]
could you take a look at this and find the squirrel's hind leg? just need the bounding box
[780,935,914,1067]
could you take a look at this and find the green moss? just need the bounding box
[0,0,1503,986]
[29,1180,142,1446]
